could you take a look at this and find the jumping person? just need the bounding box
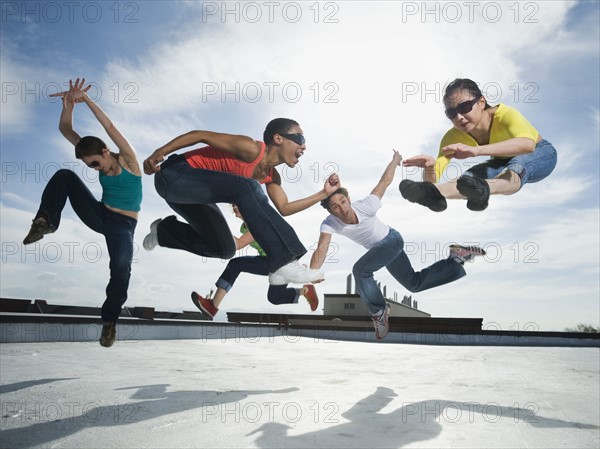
[23,78,142,348]
[191,205,319,320]
[142,118,338,285]
[400,78,558,211]
[310,151,486,340]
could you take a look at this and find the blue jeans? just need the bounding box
[352,228,466,314]
[153,155,306,272]
[464,139,557,189]
[36,169,137,322]
[217,256,297,305]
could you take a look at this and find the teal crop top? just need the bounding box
[99,164,143,212]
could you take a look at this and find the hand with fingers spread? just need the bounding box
[50,78,92,103]
[441,143,479,159]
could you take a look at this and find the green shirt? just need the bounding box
[240,223,266,257]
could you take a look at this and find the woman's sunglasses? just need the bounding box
[445,97,481,119]
[279,133,305,145]
[86,161,101,168]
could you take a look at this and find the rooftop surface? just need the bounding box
[1,338,599,448]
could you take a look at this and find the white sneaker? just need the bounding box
[372,305,391,340]
[268,260,324,285]
[449,244,486,264]
[142,218,162,250]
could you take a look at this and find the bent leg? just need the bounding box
[157,202,236,259]
[352,229,404,314]
[216,256,270,292]
[38,169,104,232]
[267,285,298,305]
[154,159,305,271]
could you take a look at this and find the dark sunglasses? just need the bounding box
[445,97,481,119]
[279,133,305,145]
[86,161,101,168]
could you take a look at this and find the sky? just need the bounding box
[1,1,598,332]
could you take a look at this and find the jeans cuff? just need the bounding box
[216,278,232,293]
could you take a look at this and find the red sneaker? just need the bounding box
[191,291,218,320]
[302,284,319,312]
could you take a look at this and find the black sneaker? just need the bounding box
[456,176,490,211]
[399,180,447,212]
[23,217,54,245]
[99,322,116,347]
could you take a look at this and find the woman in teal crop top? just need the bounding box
[400,78,557,212]
[22,78,143,348]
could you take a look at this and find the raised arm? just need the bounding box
[441,138,535,160]
[371,150,402,199]
[57,90,82,146]
[266,172,340,216]
[52,78,140,173]
[144,131,261,175]
[310,232,332,270]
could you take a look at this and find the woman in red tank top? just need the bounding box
[142,118,339,288]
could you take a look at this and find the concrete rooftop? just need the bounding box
[1,337,599,448]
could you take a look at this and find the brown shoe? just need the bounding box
[23,217,54,245]
[99,322,116,347]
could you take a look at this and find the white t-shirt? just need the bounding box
[320,194,390,249]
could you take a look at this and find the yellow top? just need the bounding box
[434,103,539,181]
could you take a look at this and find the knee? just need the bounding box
[53,169,78,182]
[352,264,370,280]
[223,241,237,259]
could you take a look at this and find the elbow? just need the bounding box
[523,139,536,153]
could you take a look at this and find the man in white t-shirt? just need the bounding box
[310,151,486,340]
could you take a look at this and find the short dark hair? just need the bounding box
[320,187,349,210]
[443,78,491,109]
[75,136,107,159]
[263,118,299,145]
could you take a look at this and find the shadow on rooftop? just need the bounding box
[0,383,298,448]
[249,387,600,448]
[0,378,76,395]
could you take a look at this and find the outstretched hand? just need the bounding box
[50,78,92,104]
[441,143,479,159]
[391,149,403,165]
[402,154,436,168]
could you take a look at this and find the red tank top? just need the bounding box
[184,141,273,184]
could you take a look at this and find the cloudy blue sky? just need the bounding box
[1,1,598,331]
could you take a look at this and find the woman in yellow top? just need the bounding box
[400,78,558,211]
